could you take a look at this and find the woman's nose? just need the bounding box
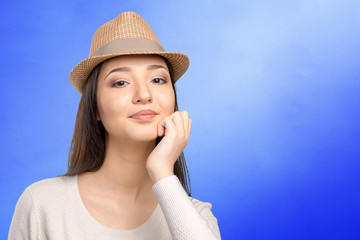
[132,84,152,104]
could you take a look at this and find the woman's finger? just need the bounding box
[172,111,185,137]
[180,111,189,134]
[158,115,176,137]
[188,118,192,137]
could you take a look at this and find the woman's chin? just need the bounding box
[106,124,159,142]
[128,130,158,142]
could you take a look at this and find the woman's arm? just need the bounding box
[147,111,221,239]
[152,174,221,240]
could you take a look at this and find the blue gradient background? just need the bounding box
[1,0,360,239]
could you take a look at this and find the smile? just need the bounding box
[130,114,157,121]
[130,109,158,121]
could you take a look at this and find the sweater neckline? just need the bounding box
[66,174,162,237]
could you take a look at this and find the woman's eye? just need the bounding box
[152,78,167,84]
[112,81,128,87]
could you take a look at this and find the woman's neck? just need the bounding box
[86,136,157,203]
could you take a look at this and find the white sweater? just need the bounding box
[8,174,221,239]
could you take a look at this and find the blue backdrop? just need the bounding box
[1,0,360,239]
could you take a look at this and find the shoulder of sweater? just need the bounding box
[14,176,71,215]
[28,175,68,192]
[25,175,71,204]
[188,196,219,224]
[188,196,213,212]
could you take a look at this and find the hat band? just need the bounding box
[90,38,164,57]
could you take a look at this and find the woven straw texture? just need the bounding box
[89,12,161,55]
[69,12,189,94]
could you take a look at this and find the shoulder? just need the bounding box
[189,196,213,211]
[27,175,69,192]
[19,175,74,208]
[188,196,218,221]
[188,196,221,238]
[9,176,76,238]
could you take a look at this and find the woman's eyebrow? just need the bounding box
[104,67,131,81]
[104,64,168,81]
[147,64,168,71]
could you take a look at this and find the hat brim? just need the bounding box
[69,51,189,94]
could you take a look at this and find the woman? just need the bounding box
[9,12,221,239]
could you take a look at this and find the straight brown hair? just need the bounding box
[64,56,192,196]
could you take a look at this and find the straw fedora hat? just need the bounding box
[69,11,189,94]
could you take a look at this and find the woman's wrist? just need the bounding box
[147,167,174,184]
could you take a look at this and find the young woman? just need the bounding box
[9,12,221,239]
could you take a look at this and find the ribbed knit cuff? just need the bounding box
[152,175,200,229]
[151,175,219,239]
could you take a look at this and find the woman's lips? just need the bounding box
[130,109,158,121]
[131,114,156,120]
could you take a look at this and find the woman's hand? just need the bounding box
[146,111,192,183]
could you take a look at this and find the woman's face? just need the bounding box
[96,55,175,142]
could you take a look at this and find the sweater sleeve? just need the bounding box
[152,175,221,240]
[8,185,40,240]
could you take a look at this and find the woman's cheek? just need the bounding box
[159,89,175,115]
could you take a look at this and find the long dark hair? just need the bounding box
[64,56,191,196]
